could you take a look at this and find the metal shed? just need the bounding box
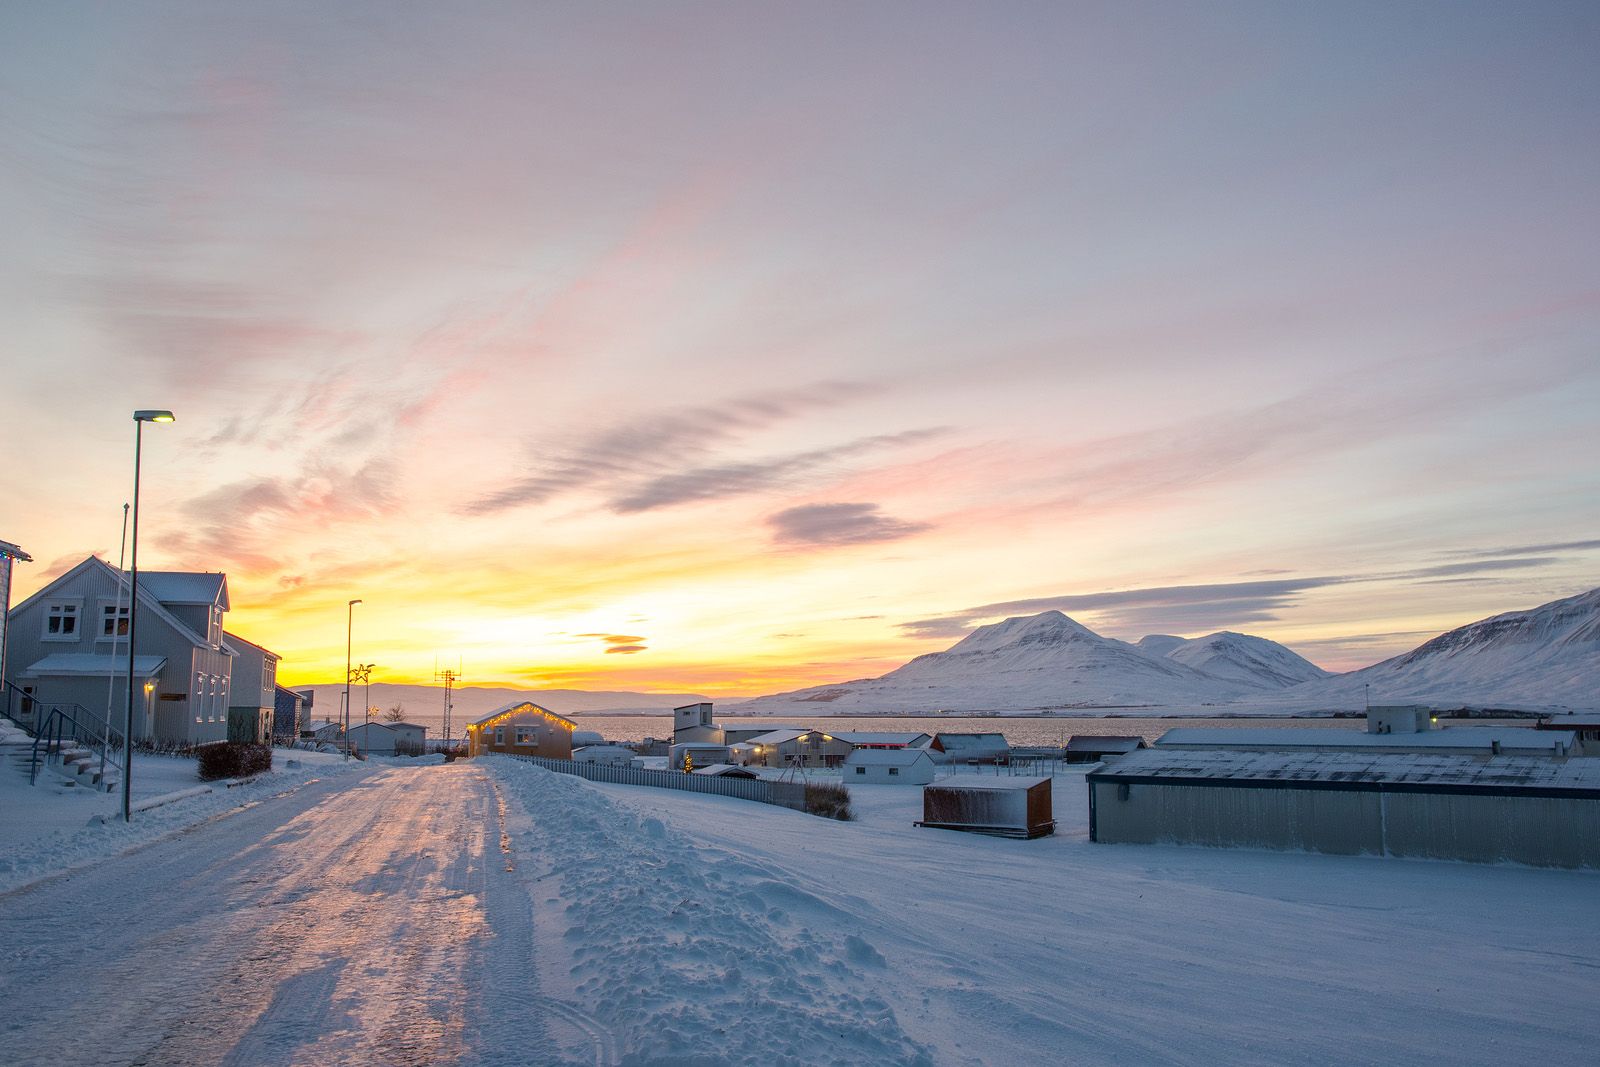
[917,778,1054,839]
[1088,750,1600,868]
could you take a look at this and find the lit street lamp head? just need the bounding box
[349,598,363,606]
[133,409,175,423]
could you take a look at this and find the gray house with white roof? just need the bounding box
[4,556,239,745]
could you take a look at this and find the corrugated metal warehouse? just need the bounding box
[1088,750,1600,869]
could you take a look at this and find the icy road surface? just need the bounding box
[0,763,564,1067]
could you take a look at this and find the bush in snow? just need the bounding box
[197,742,273,781]
[804,782,854,821]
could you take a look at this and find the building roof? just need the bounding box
[0,540,30,562]
[274,684,305,701]
[692,764,758,778]
[135,571,229,609]
[348,722,396,736]
[9,557,220,651]
[845,747,934,767]
[221,630,280,661]
[384,721,427,731]
[831,731,931,747]
[305,720,340,733]
[670,740,733,750]
[23,653,165,678]
[745,729,808,746]
[470,701,577,730]
[1066,736,1146,753]
[1154,726,1574,754]
[1089,749,1600,799]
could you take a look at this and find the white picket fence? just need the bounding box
[504,753,809,812]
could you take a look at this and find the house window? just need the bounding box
[515,727,535,745]
[210,606,223,646]
[855,767,865,775]
[99,602,130,638]
[44,602,80,639]
[889,767,900,776]
[494,726,505,746]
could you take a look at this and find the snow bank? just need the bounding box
[488,757,933,1066]
[0,749,374,894]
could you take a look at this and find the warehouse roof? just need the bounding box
[831,731,931,747]
[1089,750,1600,800]
[1154,726,1574,754]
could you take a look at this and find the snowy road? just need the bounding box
[0,763,561,1067]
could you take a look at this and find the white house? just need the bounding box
[846,747,936,784]
[4,556,236,745]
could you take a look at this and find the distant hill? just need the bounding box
[294,682,716,725]
[1159,631,1331,689]
[733,610,1315,714]
[1282,587,1600,711]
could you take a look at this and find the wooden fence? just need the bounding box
[504,753,809,812]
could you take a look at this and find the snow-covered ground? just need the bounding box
[0,726,375,893]
[488,756,1598,1065]
[2,745,1592,1065]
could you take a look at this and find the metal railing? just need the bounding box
[28,703,124,787]
[504,753,809,812]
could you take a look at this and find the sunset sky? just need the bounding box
[2,2,1597,695]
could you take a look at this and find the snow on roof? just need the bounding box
[305,720,340,732]
[845,748,933,767]
[384,722,427,731]
[1090,749,1600,796]
[136,571,229,609]
[23,653,165,678]
[831,732,931,747]
[692,764,758,777]
[470,701,577,729]
[1155,726,1574,752]
[932,732,1008,744]
[1066,736,1146,753]
[348,722,396,735]
[746,729,808,746]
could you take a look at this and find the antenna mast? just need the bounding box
[435,662,462,742]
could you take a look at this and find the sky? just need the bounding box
[2,2,1597,695]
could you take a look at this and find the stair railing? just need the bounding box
[28,703,124,787]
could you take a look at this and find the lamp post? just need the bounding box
[344,599,362,759]
[124,409,174,823]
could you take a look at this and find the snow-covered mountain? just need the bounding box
[1284,587,1600,711]
[1159,631,1331,688]
[735,611,1303,714]
[736,587,1599,715]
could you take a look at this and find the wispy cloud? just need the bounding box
[165,457,398,573]
[463,383,944,516]
[768,502,932,547]
[615,429,945,514]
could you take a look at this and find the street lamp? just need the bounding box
[124,409,174,823]
[344,599,362,760]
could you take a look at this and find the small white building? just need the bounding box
[347,721,398,755]
[845,747,935,784]
[573,744,637,765]
[572,730,605,748]
[384,721,427,753]
[669,741,731,771]
[673,702,724,745]
[303,720,343,745]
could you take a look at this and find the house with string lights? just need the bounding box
[466,700,576,758]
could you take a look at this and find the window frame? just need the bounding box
[42,599,83,641]
[96,599,131,640]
